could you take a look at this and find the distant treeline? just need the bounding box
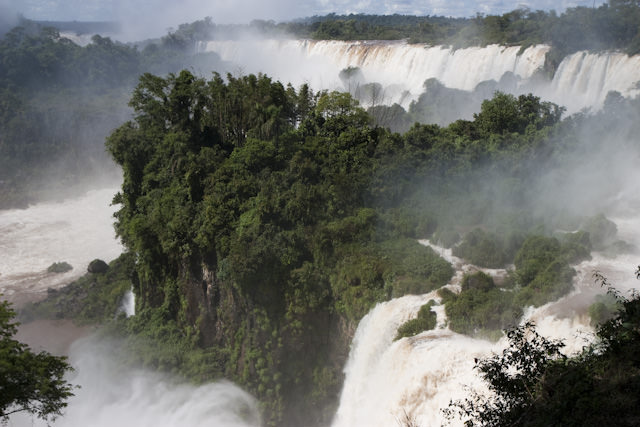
[33,20,121,35]
[171,1,640,61]
[0,21,226,208]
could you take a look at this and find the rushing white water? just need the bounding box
[544,50,640,112]
[0,188,123,305]
[8,337,260,427]
[332,213,640,426]
[120,288,136,317]
[203,39,640,113]
[331,292,495,427]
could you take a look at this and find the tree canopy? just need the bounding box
[0,300,74,423]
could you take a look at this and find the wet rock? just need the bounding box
[87,259,109,274]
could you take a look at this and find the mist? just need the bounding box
[8,336,260,427]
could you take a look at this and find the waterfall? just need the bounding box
[331,210,640,426]
[203,39,640,113]
[120,288,135,317]
[331,292,496,427]
[3,191,257,427]
[544,50,640,111]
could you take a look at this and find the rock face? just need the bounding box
[87,259,109,274]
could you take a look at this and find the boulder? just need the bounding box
[87,259,109,274]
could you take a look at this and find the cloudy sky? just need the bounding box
[1,0,607,39]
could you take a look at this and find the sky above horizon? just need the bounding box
[1,0,607,39]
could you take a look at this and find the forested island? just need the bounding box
[3,2,640,426]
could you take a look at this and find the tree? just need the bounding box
[0,300,74,423]
[443,321,566,426]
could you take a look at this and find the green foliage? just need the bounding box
[0,23,228,209]
[0,300,74,422]
[46,262,72,273]
[445,272,522,338]
[104,70,608,425]
[589,293,622,327]
[277,6,640,57]
[395,300,437,340]
[582,213,618,250]
[453,229,508,268]
[382,239,454,298]
[514,235,562,286]
[461,271,495,292]
[557,230,591,263]
[512,235,576,307]
[444,321,566,426]
[473,93,565,137]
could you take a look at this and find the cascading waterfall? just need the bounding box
[331,292,496,427]
[203,39,640,112]
[331,210,640,426]
[3,38,640,426]
[120,288,136,317]
[544,50,640,112]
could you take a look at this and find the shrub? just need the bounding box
[558,230,591,263]
[395,300,437,340]
[514,235,561,285]
[461,271,495,292]
[445,272,522,337]
[453,229,507,268]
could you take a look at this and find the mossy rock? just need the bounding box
[88,259,109,274]
[47,261,73,273]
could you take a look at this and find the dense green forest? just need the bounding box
[173,1,640,66]
[171,1,640,55]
